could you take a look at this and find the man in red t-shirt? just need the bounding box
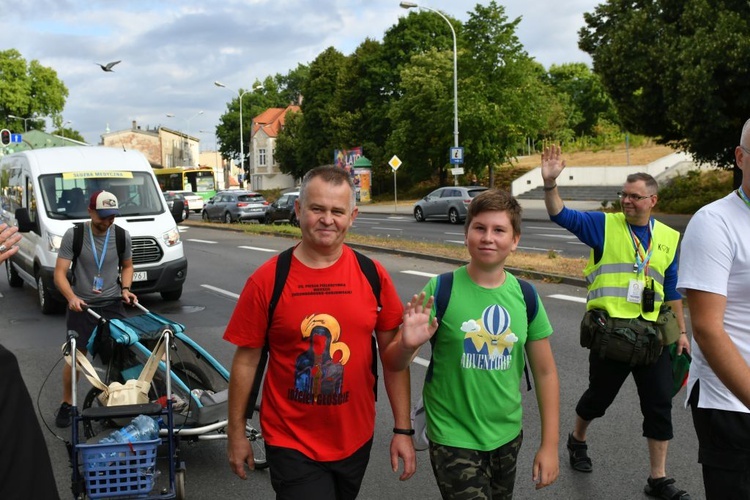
[225,166,416,499]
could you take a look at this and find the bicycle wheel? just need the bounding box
[247,403,268,470]
[81,387,117,440]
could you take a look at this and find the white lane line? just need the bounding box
[238,246,277,252]
[567,241,585,246]
[402,270,437,278]
[517,245,563,252]
[374,227,404,231]
[536,233,578,240]
[186,239,218,244]
[548,294,586,303]
[412,356,429,367]
[354,220,379,224]
[201,284,239,299]
[445,232,464,236]
[446,239,465,245]
[387,216,410,220]
[527,226,567,231]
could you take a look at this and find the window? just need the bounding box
[258,148,267,166]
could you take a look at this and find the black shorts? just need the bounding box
[65,300,126,351]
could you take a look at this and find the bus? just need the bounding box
[154,166,217,201]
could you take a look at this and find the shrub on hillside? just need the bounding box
[657,170,733,214]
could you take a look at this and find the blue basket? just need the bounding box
[78,438,161,499]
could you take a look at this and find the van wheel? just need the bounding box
[161,287,182,301]
[37,273,62,314]
[223,212,233,224]
[6,261,23,288]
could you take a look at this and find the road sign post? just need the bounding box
[388,155,402,213]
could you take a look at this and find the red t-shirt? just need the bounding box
[223,245,404,461]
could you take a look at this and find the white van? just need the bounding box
[0,146,188,313]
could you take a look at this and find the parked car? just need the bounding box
[162,191,190,222]
[202,190,268,223]
[264,191,300,226]
[174,190,204,213]
[413,186,488,224]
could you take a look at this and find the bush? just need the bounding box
[656,170,733,214]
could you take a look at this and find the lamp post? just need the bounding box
[61,120,72,140]
[399,1,460,185]
[8,114,37,133]
[166,111,204,165]
[214,81,263,188]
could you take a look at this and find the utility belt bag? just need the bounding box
[656,303,681,346]
[580,309,662,366]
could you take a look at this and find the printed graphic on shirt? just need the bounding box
[290,313,351,406]
[461,304,519,371]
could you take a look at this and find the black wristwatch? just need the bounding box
[393,427,415,436]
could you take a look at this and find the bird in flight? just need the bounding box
[95,61,121,72]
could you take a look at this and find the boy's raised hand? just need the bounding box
[401,292,438,350]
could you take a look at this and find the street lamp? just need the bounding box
[8,114,37,133]
[166,111,204,165]
[214,81,263,186]
[400,1,460,184]
[61,120,72,140]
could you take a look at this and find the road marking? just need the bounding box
[548,294,586,303]
[517,245,563,253]
[402,270,437,278]
[387,216,410,220]
[354,220,379,225]
[201,284,239,299]
[412,356,429,367]
[445,239,465,245]
[238,246,277,252]
[567,241,585,246]
[445,231,464,236]
[186,239,218,244]
[526,226,568,231]
[373,227,404,231]
[536,233,577,239]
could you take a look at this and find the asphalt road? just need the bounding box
[1,224,704,499]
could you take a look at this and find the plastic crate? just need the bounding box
[78,438,161,499]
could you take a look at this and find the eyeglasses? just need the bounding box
[617,191,654,201]
[739,145,750,155]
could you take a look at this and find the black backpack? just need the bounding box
[246,246,382,418]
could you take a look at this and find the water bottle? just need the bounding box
[96,415,160,467]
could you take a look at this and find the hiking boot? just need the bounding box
[567,432,593,473]
[644,477,691,500]
[55,402,72,428]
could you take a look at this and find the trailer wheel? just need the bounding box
[175,468,186,500]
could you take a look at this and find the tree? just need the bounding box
[579,0,750,174]
[274,109,305,180]
[0,49,68,132]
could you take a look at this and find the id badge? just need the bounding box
[92,275,104,294]
[627,279,643,303]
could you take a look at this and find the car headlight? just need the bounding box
[47,233,63,253]
[162,227,181,247]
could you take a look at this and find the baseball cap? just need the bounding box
[89,190,120,217]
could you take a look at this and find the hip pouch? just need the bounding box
[580,309,662,366]
[656,303,680,346]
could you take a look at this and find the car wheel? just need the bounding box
[202,210,209,221]
[414,206,425,222]
[290,213,299,227]
[263,213,272,225]
[37,272,63,314]
[448,208,460,224]
[6,260,23,288]
[224,212,233,224]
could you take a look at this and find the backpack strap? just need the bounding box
[426,272,454,383]
[352,249,382,399]
[518,278,538,391]
[69,223,127,285]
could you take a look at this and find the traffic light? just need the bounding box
[0,129,10,146]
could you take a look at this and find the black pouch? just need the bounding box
[581,310,662,366]
[580,309,609,348]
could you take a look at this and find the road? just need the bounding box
[0,225,704,499]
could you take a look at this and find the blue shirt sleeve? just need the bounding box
[550,206,606,262]
[663,248,681,301]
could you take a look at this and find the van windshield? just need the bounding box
[39,172,165,220]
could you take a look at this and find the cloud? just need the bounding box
[0,0,597,145]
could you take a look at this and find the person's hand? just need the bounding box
[676,332,691,356]
[532,443,559,490]
[122,289,138,306]
[541,145,566,184]
[401,292,438,350]
[227,433,255,479]
[67,296,87,313]
[0,223,22,263]
[390,433,416,481]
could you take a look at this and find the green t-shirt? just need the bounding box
[422,266,553,451]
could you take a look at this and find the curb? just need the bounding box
[180,220,588,287]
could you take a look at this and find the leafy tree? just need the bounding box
[0,49,68,132]
[274,109,305,180]
[579,0,750,175]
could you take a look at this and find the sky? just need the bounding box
[0,0,601,147]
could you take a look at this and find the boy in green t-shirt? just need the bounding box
[388,189,560,498]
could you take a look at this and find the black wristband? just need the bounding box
[393,427,415,436]
[543,184,557,191]
[122,286,131,291]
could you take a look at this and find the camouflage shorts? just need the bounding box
[429,431,523,500]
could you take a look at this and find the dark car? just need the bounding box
[201,190,268,223]
[413,186,488,224]
[162,191,190,222]
[263,191,300,226]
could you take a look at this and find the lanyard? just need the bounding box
[88,224,111,275]
[628,219,654,276]
[737,187,750,209]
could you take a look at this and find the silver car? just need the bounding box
[202,190,268,223]
[413,186,488,224]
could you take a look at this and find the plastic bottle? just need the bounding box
[96,415,160,467]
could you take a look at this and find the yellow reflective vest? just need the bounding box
[584,213,679,322]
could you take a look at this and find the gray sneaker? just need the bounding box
[55,402,72,428]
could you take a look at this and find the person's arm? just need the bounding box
[541,145,566,216]
[377,327,417,481]
[525,338,560,490]
[53,256,87,311]
[119,258,138,305]
[686,289,750,409]
[227,346,262,479]
[381,292,437,371]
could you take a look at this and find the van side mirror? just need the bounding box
[171,200,185,223]
[15,207,36,233]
